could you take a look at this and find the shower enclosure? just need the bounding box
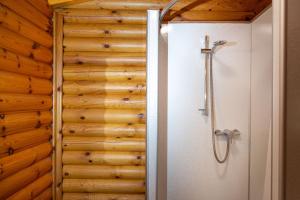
[147,6,277,200]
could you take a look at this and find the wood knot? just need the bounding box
[137,155,142,160]
[69,130,75,134]
[64,172,69,176]
[85,152,90,156]
[80,116,85,120]
[35,120,41,128]
[32,42,40,49]
[104,44,110,48]
[137,113,144,119]
[8,147,14,155]
[123,98,130,101]
[104,30,110,34]
[0,114,5,119]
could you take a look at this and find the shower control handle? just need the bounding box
[215,129,241,143]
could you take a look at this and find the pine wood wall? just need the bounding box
[54,1,147,199]
[0,0,53,199]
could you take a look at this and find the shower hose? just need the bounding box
[209,53,230,164]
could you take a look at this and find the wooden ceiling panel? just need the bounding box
[49,0,272,21]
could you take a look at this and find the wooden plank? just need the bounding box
[63,24,146,38]
[62,179,145,193]
[63,109,145,123]
[63,193,145,200]
[63,94,145,109]
[0,27,52,63]
[0,127,52,155]
[0,5,52,48]
[33,187,52,200]
[63,81,146,95]
[63,52,146,66]
[0,143,52,180]
[0,0,51,31]
[63,66,146,82]
[7,173,52,200]
[26,0,53,17]
[62,151,145,165]
[53,12,64,200]
[0,111,52,136]
[0,158,52,199]
[59,0,252,12]
[62,9,147,24]
[62,123,145,138]
[63,136,145,151]
[63,37,146,52]
[63,165,145,179]
[0,70,52,95]
[0,48,52,79]
[0,93,52,112]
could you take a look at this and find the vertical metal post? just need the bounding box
[146,10,160,200]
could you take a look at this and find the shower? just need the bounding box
[202,38,241,163]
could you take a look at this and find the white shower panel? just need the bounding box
[167,23,251,200]
[250,8,273,200]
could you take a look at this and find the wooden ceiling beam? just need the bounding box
[61,0,253,12]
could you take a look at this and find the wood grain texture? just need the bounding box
[0,70,52,95]
[63,165,145,179]
[63,179,145,193]
[0,158,52,199]
[0,127,52,155]
[0,0,51,31]
[64,52,146,66]
[0,48,52,79]
[0,111,52,136]
[64,24,146,38]
[63,94,145,109]
[7,173,52,200]
[0,2,53,199]
[33,187,52,200]
[50,0,272,21]
[63,66,146,81]
[63,137,145,151]
[62,123,145,137]
[0,5,52,48]
[62,151,145,165]
[0,143,52,180]
[63,193,145,200]
[0,26,52,63]
[0,93,52,112]
[63,37,146,52]
[62,9,146,24]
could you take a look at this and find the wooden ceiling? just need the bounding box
[48,0,272,21]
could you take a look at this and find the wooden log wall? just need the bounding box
[55,1,147,199]
[0,0,53,199]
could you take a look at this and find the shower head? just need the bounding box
[211,40,227,53]
[213,40,227,46]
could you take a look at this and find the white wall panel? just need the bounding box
[167,23,251,200]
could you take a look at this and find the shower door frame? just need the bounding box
[146,0,286,199]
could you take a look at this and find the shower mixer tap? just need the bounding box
[214,129,241,143]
